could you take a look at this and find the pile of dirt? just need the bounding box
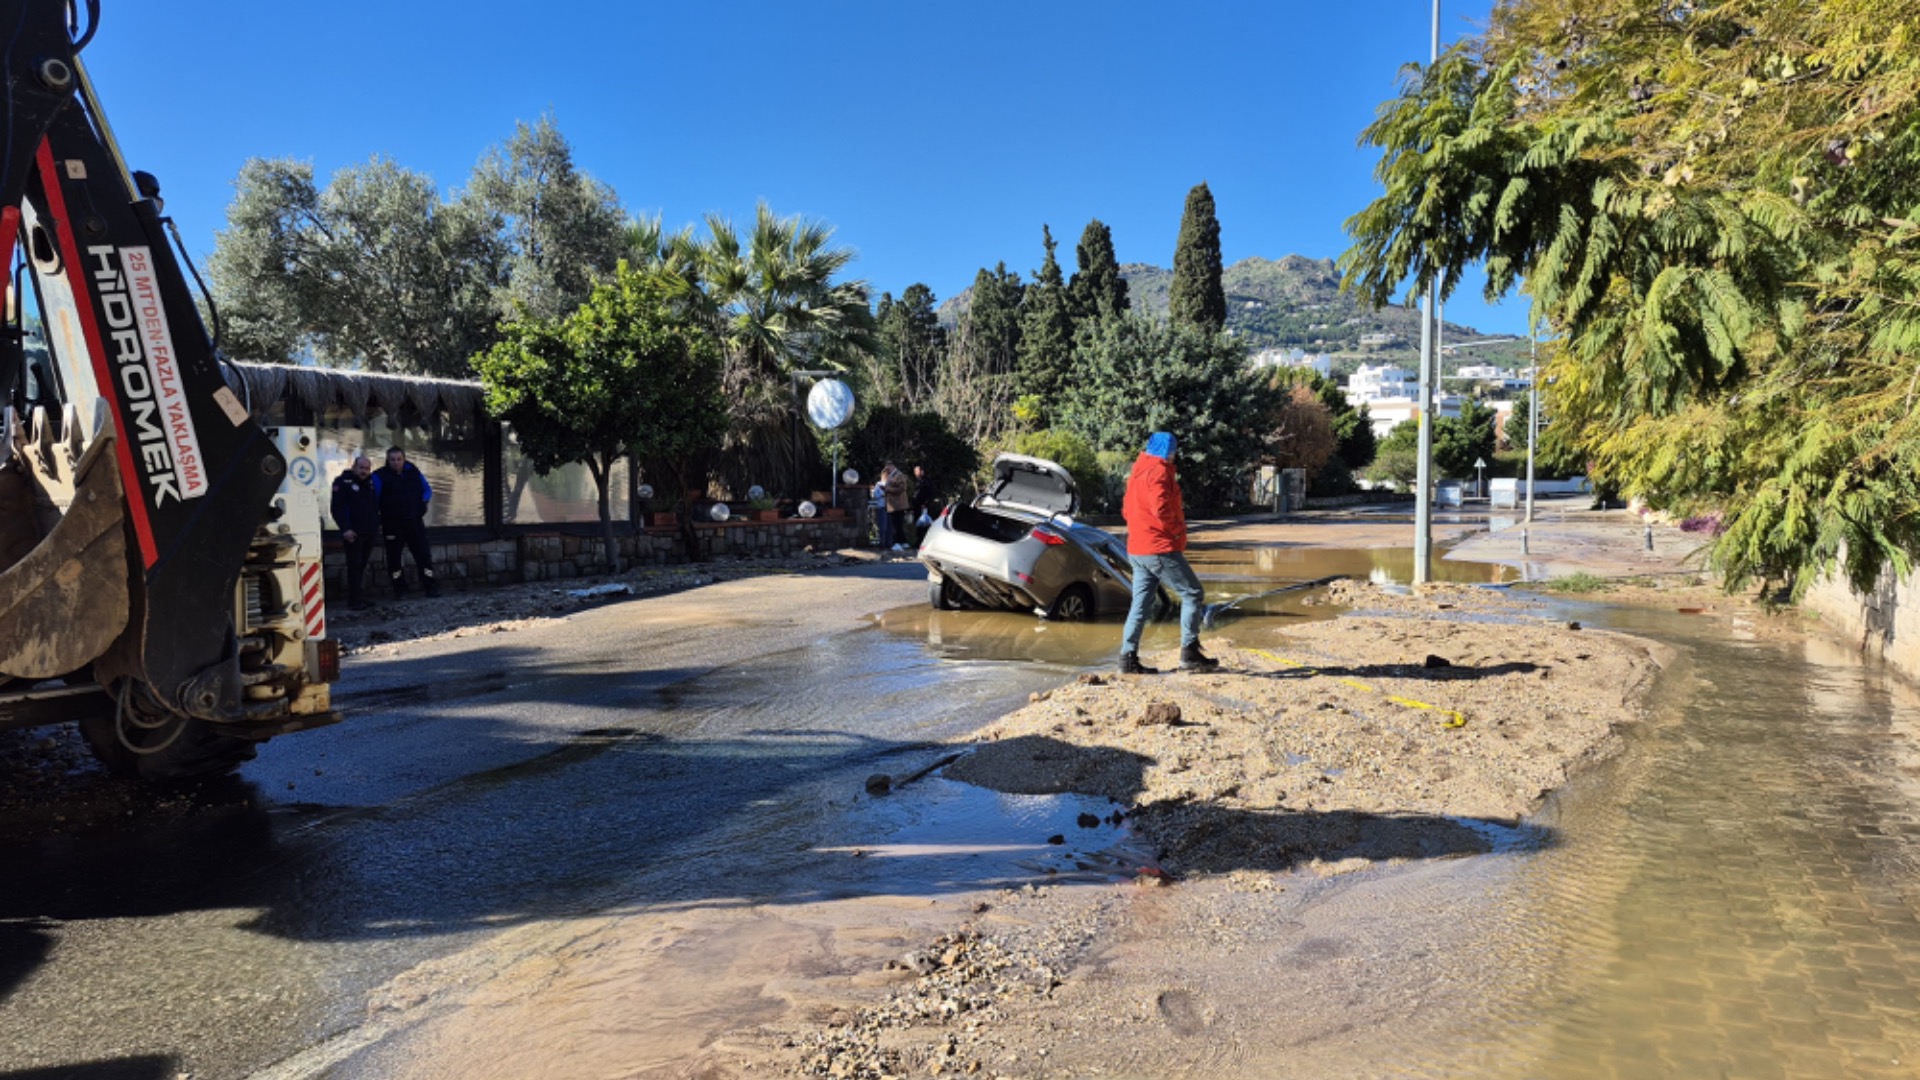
[946,586,1661,876]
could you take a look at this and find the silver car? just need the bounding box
[920,453,1155,620]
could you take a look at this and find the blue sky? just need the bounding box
[82,1,1521,335]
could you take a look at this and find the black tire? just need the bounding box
[929,576,971,611]
[1047,584,1095,622]
[78,684,259,782]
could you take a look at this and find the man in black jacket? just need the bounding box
[328,454,380,610]
[373,446,440,598]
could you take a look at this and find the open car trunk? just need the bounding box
[978,454,1078,519]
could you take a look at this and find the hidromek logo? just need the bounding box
[88,244,205,504]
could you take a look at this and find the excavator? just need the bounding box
[0,0,340,779]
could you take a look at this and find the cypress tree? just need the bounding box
[964,263,1025,377]
[1016,225,1076,416]
[1068,219,1129,322]
[1170,181,1226,333]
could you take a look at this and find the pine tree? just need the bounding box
[1169,181,1226,333]
[1068,219,1129,322]
[1016,225,1076,418]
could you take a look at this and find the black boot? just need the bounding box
[422,571,441,599]
[390,572,408,599]
[1180,642,1221,673]
[1119,651,1159,675]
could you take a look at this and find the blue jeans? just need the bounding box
[1122,552,1205,652]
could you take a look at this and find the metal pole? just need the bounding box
[1525,328,1538,526]
[1412,0,1441,584]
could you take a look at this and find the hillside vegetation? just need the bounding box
[939,254,1522,370]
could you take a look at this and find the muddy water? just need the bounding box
[875,544,1510,666]
[880,557,1920,1078]
[1429,606,1920,1079]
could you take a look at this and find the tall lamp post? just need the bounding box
[1411,0,1442,584]
[1525,328,1538,526]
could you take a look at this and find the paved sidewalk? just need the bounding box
[1444,504,1713,582]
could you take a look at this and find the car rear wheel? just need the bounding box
[1047,584,1094,622]
[929,577,962,610]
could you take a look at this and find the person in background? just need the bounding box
[1118,431,1218,675]
[911,464,937,544]
[883,462,911,552]
[373,446,440,598]
[871,472,893,549]
[328,454,379,611]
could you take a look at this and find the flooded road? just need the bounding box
[8,531,1920,1079]
[1444,605,1920,1078]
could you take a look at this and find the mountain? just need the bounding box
[932,254,1524,372]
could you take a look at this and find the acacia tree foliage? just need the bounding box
[474,264,723,572]
[1069,219,1130,321]
[470,115,630,322]
[1058,315,1261,509]
[1170,182,1227,332]
[209,157,505,375]
[1342,0,1920,596]
[1016,226,1077,419]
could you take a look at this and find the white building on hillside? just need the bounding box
[1365,395,1465,439]
[1347,364,1418,402]
[1250,348,1331,378]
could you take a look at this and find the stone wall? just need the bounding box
[323,515,865,595]
[1804,566,1920,679]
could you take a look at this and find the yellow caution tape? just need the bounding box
[1247,647,1468,729]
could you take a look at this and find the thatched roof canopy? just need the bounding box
[222,362,487,425]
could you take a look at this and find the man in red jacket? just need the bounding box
[1119,431,1219,674]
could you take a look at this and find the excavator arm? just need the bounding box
[0,1,340,778]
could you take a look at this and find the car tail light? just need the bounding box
[1030,526,1066,546]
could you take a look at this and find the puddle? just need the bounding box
[878,545,1511,665]
[834,773,1159,887]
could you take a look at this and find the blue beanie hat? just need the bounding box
[1144,432,1176,460]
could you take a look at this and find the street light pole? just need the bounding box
[1525,328,1538,526]
[1412,0,1441,584]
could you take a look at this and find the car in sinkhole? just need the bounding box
[918,453,1168,620]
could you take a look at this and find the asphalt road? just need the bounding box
[1,560,1084,1080]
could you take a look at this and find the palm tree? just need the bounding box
[683,204,877,496]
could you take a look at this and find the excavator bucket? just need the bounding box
[0,429,128,679]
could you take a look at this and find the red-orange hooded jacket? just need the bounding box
[1123,433,1186,555]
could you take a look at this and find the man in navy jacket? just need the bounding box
[329,454,380,610]
[372,446,440,598]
